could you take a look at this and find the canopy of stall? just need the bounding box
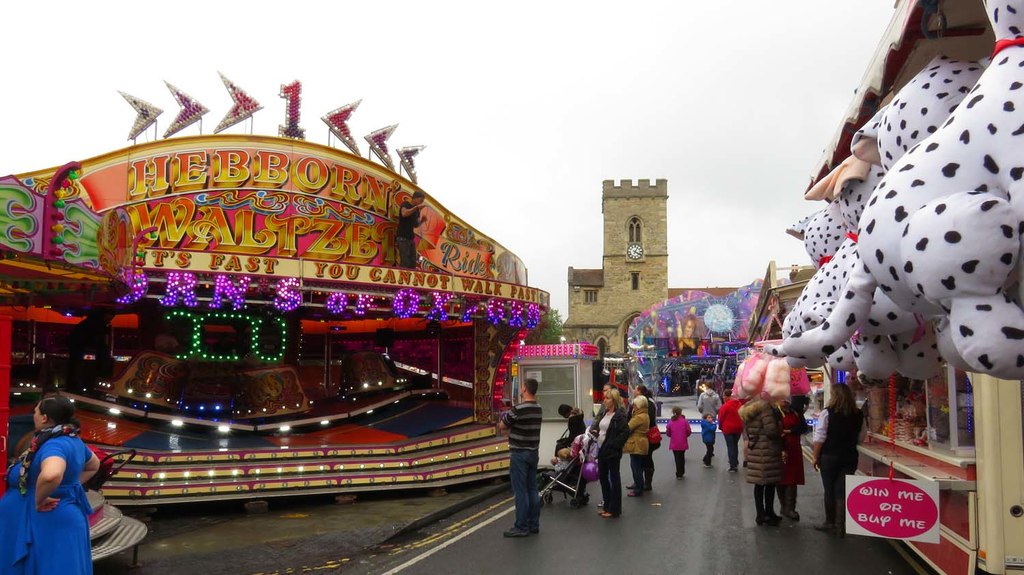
[809,0,993,190]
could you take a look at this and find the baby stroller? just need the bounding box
[539,434,595,508]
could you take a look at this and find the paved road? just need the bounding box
[344,434,923,575]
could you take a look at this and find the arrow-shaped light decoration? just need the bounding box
[119,91,163,141]
[365,124,398,171]
[322,100,362,155]
[163,82,209,138]
[397,146,426,183]
[214,73,263,133]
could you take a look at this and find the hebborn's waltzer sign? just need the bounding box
[11,134,537,303]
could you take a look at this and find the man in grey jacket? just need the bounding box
[697,385,721,418]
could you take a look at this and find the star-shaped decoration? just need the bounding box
[119,91,163,140]
[365,124,398,170]
[163,82,209,138]
[214,73,263,134]
[397,145,425,183]
[322,100,362,155]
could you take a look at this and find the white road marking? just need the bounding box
[382,504,516,574]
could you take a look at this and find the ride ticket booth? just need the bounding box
[515,343,599,460]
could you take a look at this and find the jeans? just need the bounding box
[598,454,622,516]
[724,433,741,470]
[397,237,417,268]
[820,453,858,525]
[509,449,540,532]
[628,454,645,495]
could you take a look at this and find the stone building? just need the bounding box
[563,179,669,356]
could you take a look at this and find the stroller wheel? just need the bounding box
[569,498,581,509]
[543,492,553,505]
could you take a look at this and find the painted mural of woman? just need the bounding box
[676,306,705,356]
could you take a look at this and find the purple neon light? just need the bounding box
[426,292,453,321]
[507,301,525,327]
[274,277,302,312]
[393,288,420,319]
[161,272,198,307]
[326,292,347,315]
[486,299,505,325]
[526,303,541,329]
[116,271,149,304]
[354,293,372,316]
[210,274,250,310]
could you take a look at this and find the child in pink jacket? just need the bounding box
[664,406,692,478]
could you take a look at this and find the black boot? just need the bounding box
[643,468,654,491]
[815,498,837,534]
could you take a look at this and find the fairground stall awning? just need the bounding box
[809,0,993,189]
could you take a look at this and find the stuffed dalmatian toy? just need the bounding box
[769,54,987,377]
[775,8,1024,380]
[779,201,855,369]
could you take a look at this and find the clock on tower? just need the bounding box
[627,243,644,260]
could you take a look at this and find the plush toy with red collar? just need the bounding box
[770,54,983,376]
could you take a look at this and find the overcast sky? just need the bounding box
[1,1,895,317]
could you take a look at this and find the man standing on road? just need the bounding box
[499,377,543,537]
[697,384,721,418]
[396,190,426,268]
[717,389,744,472]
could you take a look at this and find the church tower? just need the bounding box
[564,179,668,356]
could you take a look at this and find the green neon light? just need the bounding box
[165,310,286,363]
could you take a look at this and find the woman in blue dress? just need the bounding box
[1,396,100,574]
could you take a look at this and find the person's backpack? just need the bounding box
[83,446,137,491]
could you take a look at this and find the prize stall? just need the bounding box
[765,2,1024,573]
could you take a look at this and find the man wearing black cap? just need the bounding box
[396,190,426,268]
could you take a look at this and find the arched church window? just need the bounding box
[628,217,642,243]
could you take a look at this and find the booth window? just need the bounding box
[584,289,598,304]
[631,272,640,290]
[524,366,577,421]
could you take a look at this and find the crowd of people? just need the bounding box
[501,378,864,538]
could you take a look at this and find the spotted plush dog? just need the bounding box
[769,54,987,376]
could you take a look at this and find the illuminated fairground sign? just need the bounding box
[0,80,547,323]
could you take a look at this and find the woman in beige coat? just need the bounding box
[624,395,650,498]
[740,397,784,525]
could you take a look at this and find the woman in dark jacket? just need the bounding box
[740,397,784,526]
[594,389,629,518]
[812,384,864,537]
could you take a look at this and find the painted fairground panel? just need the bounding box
[627,280,761,395]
